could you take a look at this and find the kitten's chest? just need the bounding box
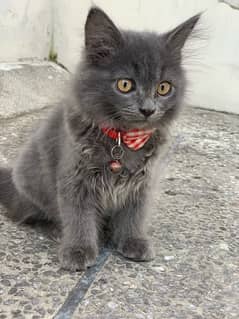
[77,130,162,210]
[100,163,147,211]
[99,144,156,210]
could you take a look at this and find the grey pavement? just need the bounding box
[0,62,238,319]
[0,61,70,119]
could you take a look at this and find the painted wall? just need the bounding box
[0,0,51,61]
[0,0,239,114]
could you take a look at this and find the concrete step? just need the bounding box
[0,61,70,119]
[0,62,238,318]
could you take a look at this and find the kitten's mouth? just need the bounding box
[114,118,159,130]
[100,109,166,130]
[118,112,166,130]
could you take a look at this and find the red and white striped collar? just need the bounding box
[101,127,155,151]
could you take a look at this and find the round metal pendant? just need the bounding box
[111,145,124,160]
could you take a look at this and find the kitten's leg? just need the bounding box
[112,190,155,261]
[58,196,98,271]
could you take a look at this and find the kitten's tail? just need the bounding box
[0,167,20,220]
[0,167,15,208]
[0,167,32,222]
[0,167,45,224]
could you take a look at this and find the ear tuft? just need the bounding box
[85,7,123,64]
[165,13,201,55]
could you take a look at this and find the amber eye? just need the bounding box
[156,81,172,96]
[117,79,133,93]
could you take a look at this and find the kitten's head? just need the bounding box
[74,7,200,129]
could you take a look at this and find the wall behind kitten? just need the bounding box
[0,0,239,114]
[0,0,51,61]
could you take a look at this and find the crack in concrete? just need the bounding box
[54,249,111,319]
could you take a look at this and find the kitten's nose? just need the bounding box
[139,108,155,118]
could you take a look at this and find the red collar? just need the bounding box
[101,127,155,151]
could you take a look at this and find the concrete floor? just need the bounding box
[0,61,70,119]
[0,63,238,319]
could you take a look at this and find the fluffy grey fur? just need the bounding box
[0,8,200,270]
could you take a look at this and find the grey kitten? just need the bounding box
[0,7,200,271]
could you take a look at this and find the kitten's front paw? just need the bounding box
[59,246,97,271]
[117,238,155,261]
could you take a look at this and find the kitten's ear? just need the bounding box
[165,13,201,56]
[85,7,123,64]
